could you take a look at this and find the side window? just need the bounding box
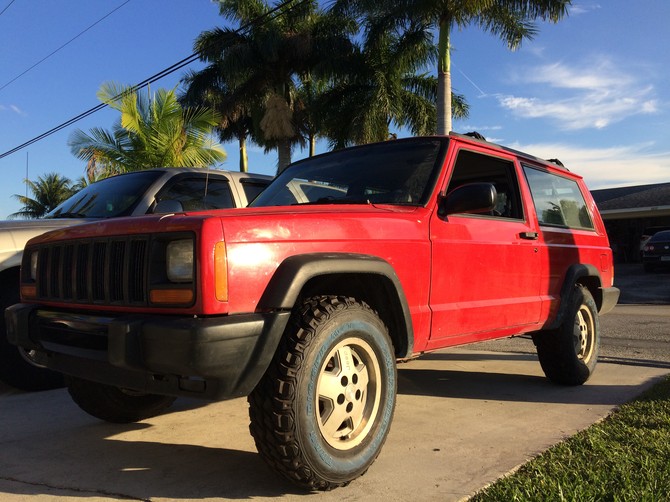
[240,179,271,204]
[156,177,235,211]
[523,165,594,230]
[446,150,524,219]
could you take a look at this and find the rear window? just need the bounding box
[650,230,670,242]
[523,166,594,230]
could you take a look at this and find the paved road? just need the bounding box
[476,304,670,369]
[615,263,670,305]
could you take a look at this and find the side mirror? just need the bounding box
[152,199,184,214]
[438,183,497,217]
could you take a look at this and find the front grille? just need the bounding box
[35,237,150,306]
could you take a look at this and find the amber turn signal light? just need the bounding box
[149,289,193,305]
[20,284,37,299]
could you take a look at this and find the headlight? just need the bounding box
[30,251,39,281]
[166,239,193,282]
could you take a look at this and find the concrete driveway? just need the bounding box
[0,346,666,502]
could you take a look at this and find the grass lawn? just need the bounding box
[471,375,670,501]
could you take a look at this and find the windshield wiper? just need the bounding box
[49,212,88,218]
[295,196,371,206]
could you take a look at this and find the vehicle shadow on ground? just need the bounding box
[0,391,300,500]
[397,350,665,405]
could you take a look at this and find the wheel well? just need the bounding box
[544,265,604,331]
[299,273,411,358]
[576,275,603,310]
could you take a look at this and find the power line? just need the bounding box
[0,1,132,93]
[0,0,306,161]
[0,0,17,18]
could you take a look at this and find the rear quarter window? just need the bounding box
[523,165,595,230]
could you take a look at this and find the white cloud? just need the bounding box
[508,141,670,189]
[570,3,602,16]
[461,124,502,132]
[0,104,26,116]
[498,58,658,130]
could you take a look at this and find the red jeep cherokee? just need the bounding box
[6,133,619,490]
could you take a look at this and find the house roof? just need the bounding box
[592,182,670,211]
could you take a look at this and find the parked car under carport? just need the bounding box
[642,230,670,272]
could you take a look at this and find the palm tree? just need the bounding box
[68,83,226,178]
[190,0,353,173]
[293,74,328,157]
[181,66,262,172]
[71,171,102,191]
[320,22,469,148]
[10,173,74,219]
[335,0,570,134]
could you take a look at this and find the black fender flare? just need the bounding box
[257,253,414,357]
[547,263,602,330]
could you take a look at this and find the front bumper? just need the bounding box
[5,303,290,400]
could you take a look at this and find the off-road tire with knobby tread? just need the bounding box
[533,284,600,385]
[248,295,397,491]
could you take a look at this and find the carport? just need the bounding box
[592,182,670,263]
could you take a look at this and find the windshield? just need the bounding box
[47,170,163,218]
[250,138,447,207]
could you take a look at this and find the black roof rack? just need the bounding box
[463,131,487,141]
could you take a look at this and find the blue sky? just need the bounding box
[0,0,668,219]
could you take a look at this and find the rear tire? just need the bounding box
[66,376,176,423]
[533,284,599,385]
[248,296,397,490]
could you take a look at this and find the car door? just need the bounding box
[427,148,542,345]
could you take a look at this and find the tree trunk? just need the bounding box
[309,133,316,157]
[437,18,452,135]
[239,135,248,173]
[276,139,292,174]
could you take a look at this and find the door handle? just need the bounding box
[519,232,539,240]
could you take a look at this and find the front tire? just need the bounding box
[533,284,599,385]
[248,296,397,490]
[66,376,176,423]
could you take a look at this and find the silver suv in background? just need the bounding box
[0,168,271,391]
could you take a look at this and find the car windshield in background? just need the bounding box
[47,170,163,219]
[250,138,446,208]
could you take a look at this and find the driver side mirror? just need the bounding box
[438,183,497,218]
[152,199,184,214]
